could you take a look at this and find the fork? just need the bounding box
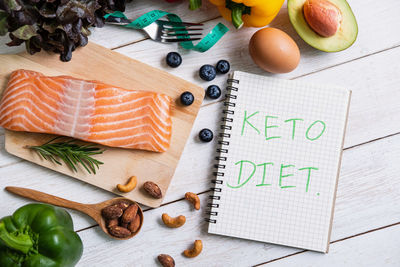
[105,16,203,43]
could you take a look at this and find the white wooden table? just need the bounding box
[1,0,399,266]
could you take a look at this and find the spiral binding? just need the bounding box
[205,78,239,224]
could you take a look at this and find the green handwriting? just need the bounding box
[240,111,326,141]
[227,160,319,193]
[227,160,257,189]
[256,162,274,186]
[265,116,281,141]
[279,164,296,189]
[284,118,304,140]
[305,120,326,141]
[241,111,260,136]
[299,167,319,192]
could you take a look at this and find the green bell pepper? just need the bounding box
[0,203,83,267]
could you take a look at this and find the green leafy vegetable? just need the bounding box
[28,137,105,174]
[0,11,8,36]
[0,0,132,61]
[11,24,37,40]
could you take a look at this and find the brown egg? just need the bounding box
[249,27,300,73]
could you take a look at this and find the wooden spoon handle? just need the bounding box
[5,186,98,219]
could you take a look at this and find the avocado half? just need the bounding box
[288,0,358,52]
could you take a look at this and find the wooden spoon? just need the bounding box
[5,186,143,240]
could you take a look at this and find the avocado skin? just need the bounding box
[288,0,358,52]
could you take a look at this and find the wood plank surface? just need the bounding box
[1,45,400,229]
[2,124,399,266]
[74,133,400,266]
[0,0,399,265]
[114,0,400,88]
[261,224,400,267]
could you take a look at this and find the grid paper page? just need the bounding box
[208,71,351,252]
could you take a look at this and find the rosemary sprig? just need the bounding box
[28,137,105,174]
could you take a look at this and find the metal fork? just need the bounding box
[105,16,203,43]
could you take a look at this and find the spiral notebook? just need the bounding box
[207,71,351,253]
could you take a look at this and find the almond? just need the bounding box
[143,181,162,199]
[108,226,132,238]
[121,204,138,224]
[107,219,118,229]
[101,205,123,220]
[114,200,131,211]
[303,0,342,37]
[128,214,141,233]
[158,254,175,267]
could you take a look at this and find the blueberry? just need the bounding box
[199,64,217,81]
[166,52,182,68]
[180,91,194,106]
[206,85,222,99]
[199,128,213,142]
[216,60,230,74]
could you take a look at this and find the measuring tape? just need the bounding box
[104,10,229,52]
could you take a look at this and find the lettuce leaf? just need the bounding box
[0,0,132,61]
[0,11,8,36]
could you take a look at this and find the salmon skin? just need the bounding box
[0,70,173,152]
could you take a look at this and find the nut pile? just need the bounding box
[101,201,141,238]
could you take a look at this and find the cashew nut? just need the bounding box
[161,213,186,228]
[183,240,203,258]
[117,176,137,193]
[185,192,200,210]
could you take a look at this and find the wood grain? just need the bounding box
[1,45,400,231]
[260,224,400,267]
[74,133,400,266]
[1,127,397,266]
[114,0,400,105]
[1,0,400,265]
[0,42,205,208]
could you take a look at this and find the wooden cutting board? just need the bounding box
[0,42,204,208]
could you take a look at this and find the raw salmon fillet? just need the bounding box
[0,70,173,152]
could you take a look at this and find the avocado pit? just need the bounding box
[303,0,342,37]
[288,0,358,52]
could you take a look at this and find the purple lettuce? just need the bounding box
[0,0,132,61]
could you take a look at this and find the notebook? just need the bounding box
[207,71,351,253]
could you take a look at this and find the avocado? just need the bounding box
[288,0,358,52]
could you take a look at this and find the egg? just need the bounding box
[249,27,300,74]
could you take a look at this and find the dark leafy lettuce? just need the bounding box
[0,0,132,61]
